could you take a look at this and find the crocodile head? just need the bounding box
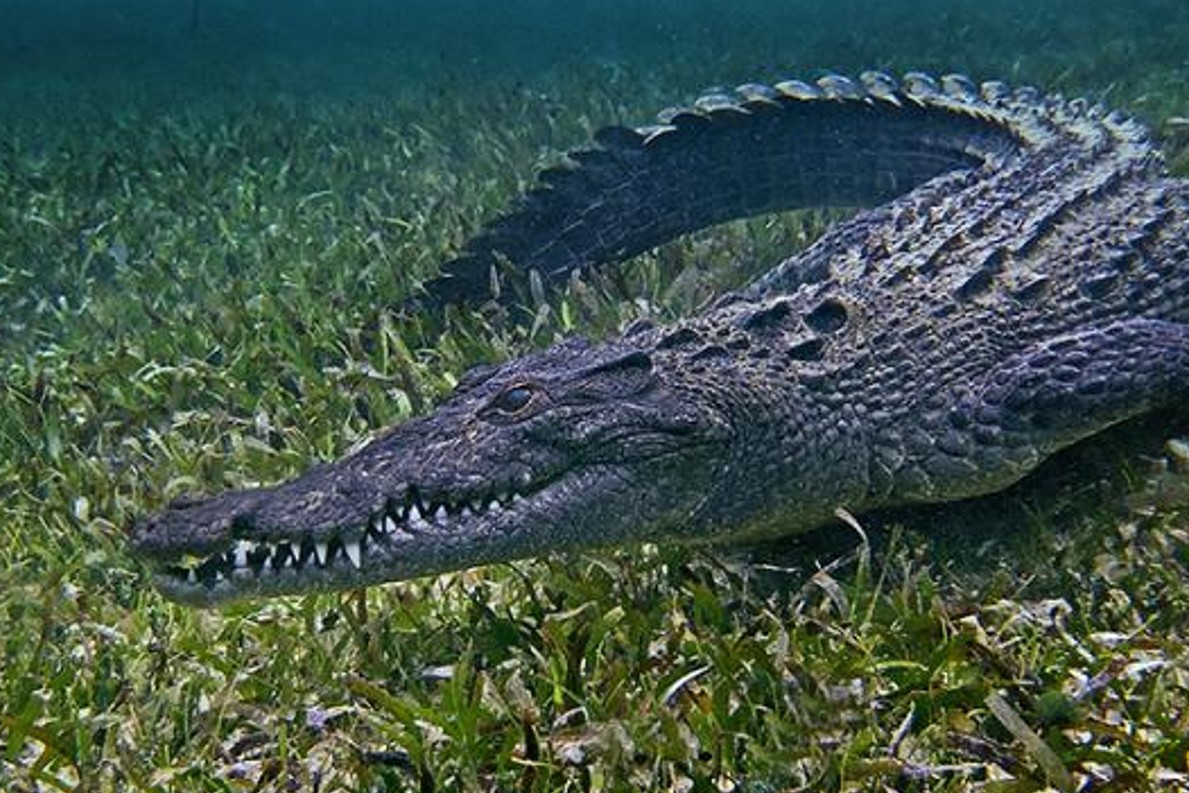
[130,336,730,605]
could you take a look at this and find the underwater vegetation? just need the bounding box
[2,0,1189,790]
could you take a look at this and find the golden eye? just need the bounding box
[490,385,535,414]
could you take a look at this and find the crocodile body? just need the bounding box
[131,72,1189,605]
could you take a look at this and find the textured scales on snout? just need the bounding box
[130,71,1189,606]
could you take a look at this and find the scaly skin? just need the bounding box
[130,72,1189,606]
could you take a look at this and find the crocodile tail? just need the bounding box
[421,71,1156,309]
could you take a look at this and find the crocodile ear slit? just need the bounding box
[581,350,653,378]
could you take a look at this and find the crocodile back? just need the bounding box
[424,72,1161,310]
[739,108,1183,370]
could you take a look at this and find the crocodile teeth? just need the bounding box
[408,507,430,532]
[344,540,362,569]
[234,541,251,568]
[173,478,537,587]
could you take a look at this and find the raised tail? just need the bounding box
[421,71,1154,309]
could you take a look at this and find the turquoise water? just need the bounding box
[2,0,1186,350]
[1,0,1186,127]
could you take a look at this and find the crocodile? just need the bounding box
[130,71,1189,606]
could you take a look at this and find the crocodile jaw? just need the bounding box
[130,330,732,606]
[131,349,722,605]
[135,462,646,606]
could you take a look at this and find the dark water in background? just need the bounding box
[1,0,1186,128]
[0,0,1185,332]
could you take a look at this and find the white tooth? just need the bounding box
[344,540,362,569]
[187,569,197,584]
[511,493,524,505]
[433,505,448,523]
[383,515,398,534]
[314,541,329,566]
[413,503,427,521]
[214,570,224,582]
[488,502,503,515]
[460,505,473,520]
[408,507,429,532]
[519,470,531,487]
[234,541,250,568]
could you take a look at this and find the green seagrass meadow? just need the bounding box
[2,2,1189,789]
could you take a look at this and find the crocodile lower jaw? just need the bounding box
[150,481,543,606]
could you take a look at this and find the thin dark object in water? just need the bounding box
[189,0,202,36]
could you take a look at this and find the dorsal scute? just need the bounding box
[423,70,1159,311]
[631,71,1156,170]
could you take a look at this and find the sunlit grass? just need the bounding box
[2,7,1189,790]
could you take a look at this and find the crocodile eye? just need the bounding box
[488,384,536,415]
